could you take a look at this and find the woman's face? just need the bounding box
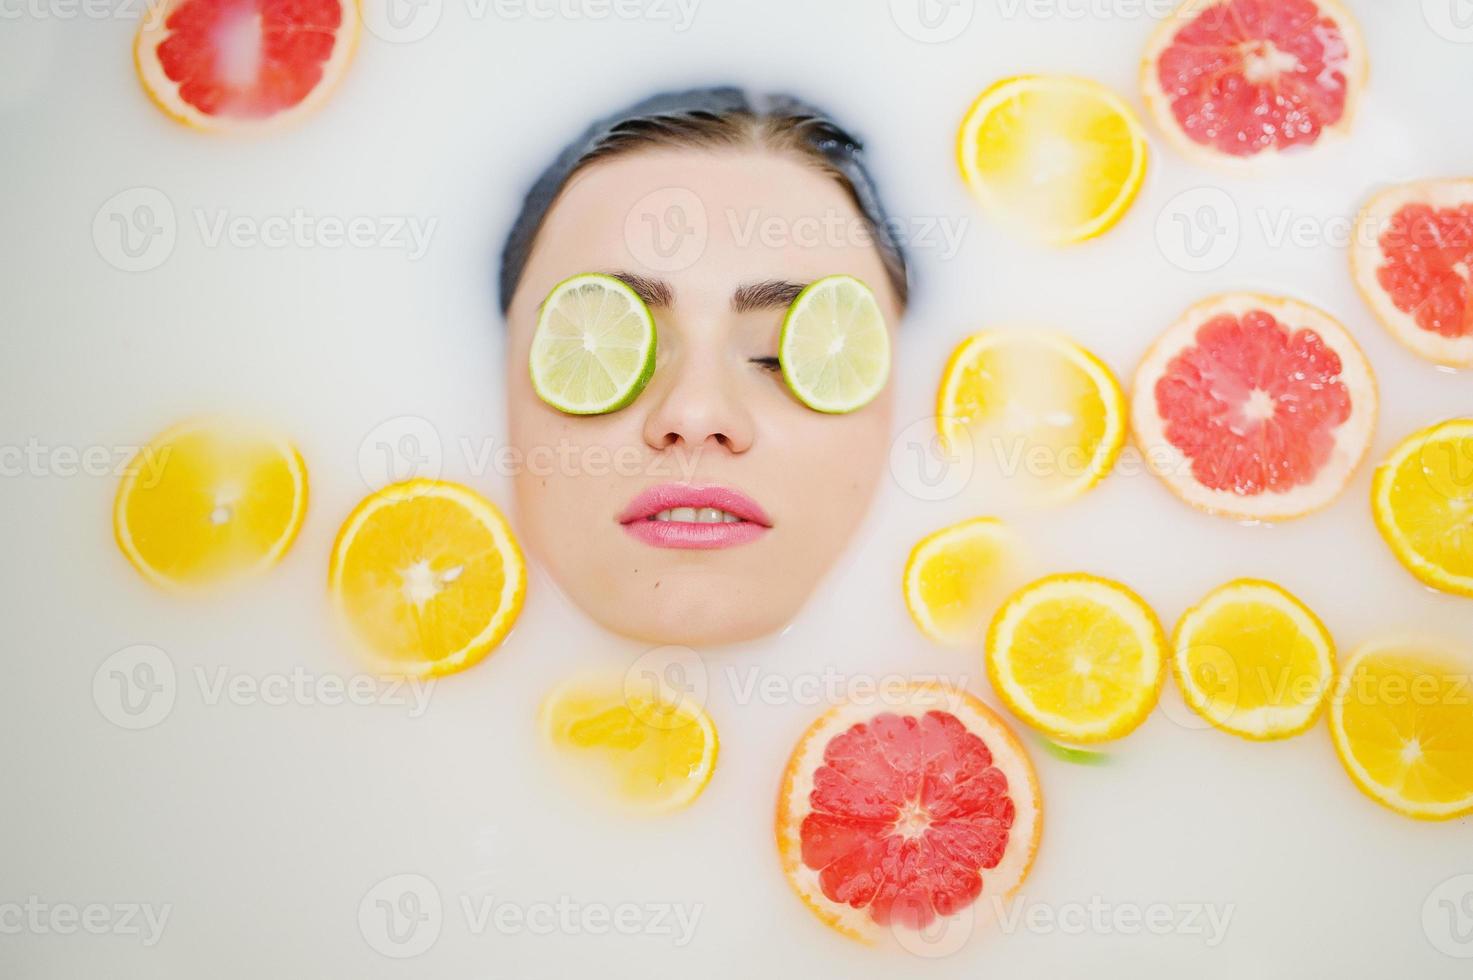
[505,147,902,646]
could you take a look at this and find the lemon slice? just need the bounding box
[987,573,1166,743]
[957,75,1148,244]
[1372,419,1473,598]
[113,418,308,590]
[1171,580,1335,740]
[530,273,657,415]
[328,479,526,677]
[903,517,1014,646]
[541,678,718,813]
[1329,641,1473,820]
[779,274,890,413]
[937,331,1126,503]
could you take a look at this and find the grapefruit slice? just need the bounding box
[135,0,360,132]
[1141,0,1367,165]
[1132,293,1377,521]
[1351,179,1473,368]
[776,683,1040,949]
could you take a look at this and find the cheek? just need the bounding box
[765,397,893,499]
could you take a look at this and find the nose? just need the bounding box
[641,349,756,455]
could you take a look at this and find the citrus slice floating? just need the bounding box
[541,678,717,814]
[903,518,1014,646]
[114,418,307,590]
[987,574,1166,743]
[776,683,1040,948]
[1371,419,1473,598]
[937,331,1127,503]
[957,74,1148,244]
[530,273,658,415]
[328,479,525,677]
[779,274,890,413]
[1350,179,1473,368]
[135,0,360,133]
[1141,0,1367,165]
[1171,579,1335,740]
[1329,640,1473,820]
[1132,293,1377,521]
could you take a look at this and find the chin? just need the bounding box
[586,568,807,647]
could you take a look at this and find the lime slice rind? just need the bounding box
[779,274,891,414]
[530,273,657,415]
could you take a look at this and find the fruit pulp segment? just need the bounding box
[336,495,508,664]
[1155,311,1351,495]
[157,0,345,118]
[1340,653,1473,807]
[121,428,299,582]
[800,710,1015,929]
[1006,597,1146,724]
[1384,442,1473,580]
[971,88,1139,229]
[1184,601,1321,715]
[552,696,708,800]
[1376,203,1473,340]
[1155,0,1352,156]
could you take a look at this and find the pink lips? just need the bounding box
[618,484,772,550]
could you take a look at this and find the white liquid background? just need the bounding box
[2,1,1471,976]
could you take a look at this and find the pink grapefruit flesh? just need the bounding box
[776,685,1040,945]
[136,0,359,131]
[1142,0,1365,163]
[1132,294,1376,521]
[1352,180,1473,368]
[801,710,1014,929]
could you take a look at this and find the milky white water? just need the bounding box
[2,1,1472,976]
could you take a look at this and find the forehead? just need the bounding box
[519,147,899,312]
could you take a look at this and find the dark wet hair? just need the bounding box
[498,85,910,314]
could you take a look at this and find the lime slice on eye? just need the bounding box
[779,274,891,413]
[530,273,657,415]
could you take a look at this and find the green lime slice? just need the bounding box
[779,274,890,413]
[530,273,657,415]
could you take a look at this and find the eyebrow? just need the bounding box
[732,280,808,313]
[601,273,810,314]
[604,271,674,308]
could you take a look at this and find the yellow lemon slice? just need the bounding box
[987,573,1166,743]
[1329,641,1473,820]
[937,331,1126,503]
[1372,419,1473,598]
[541,678,718,814]
[1171,579,1335,740]
[328,479,525,677]
[957,74,1148,244]
[903,517,1014,646]
[113,418,308,590]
